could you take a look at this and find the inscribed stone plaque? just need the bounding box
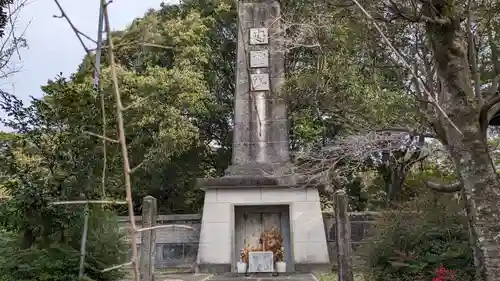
[250,50,269,68]
[250,73,270,91]
[249,28,269,45]
[248,251,274,272]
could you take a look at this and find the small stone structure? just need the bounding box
[195,0,328,274]
[248,252,274,272]
[119,215,201,269]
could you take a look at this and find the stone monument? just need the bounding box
[248,252,274,273]
[196,0,329,274]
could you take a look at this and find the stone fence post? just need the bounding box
[140,196,157,281]
[335,190,353,281]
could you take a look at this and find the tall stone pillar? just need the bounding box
[196,0,330,274]
[225,0,290,177]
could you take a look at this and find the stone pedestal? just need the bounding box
[195,178,330,274]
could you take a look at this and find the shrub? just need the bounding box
[0,241,82,281]
[0,208,128,281]
[361,191,474,281]
[72,207,129,281]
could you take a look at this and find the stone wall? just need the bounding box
[118,214,201,269]
[118,211,379,269]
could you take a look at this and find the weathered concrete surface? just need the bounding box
[137,273,318,281]
[196,187,329,272]
[207,273,318,281]
[155,273,212,281]
[226,0,288,176]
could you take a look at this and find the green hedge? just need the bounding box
[361,192,474,281]
[0,208,127,281]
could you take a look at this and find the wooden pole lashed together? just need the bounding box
[77,2,105,278]
[140,196,157,281]
[102,0,140,279]
[334,189,354,281]
[50,0,147,280]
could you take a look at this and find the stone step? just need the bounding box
[207,273,318,281]
[122,272,318,281]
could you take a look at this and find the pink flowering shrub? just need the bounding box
[361,192,474,281]
[432,264,456,281]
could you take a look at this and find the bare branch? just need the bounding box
[78,203,89,278]
[481,18,500,126]
[424,181,462,193]
[76,29,97,45]
[466,0,482,105]
[386,1,451,24]
[139,42,174,50]
[94,4,107,201]
[87,41,174,52]
[128,160,145,174]
[480,92,500,127]
[52,0,92,55]
[265,15,323,52]
[136,224,196,233]
[376,127,437,138]
[101,262,133,272]
[0,0,30,79]
[487,11,500,98]
[102,1,140,280]
[405,152,430,169]
[122,97,146,111]
[83,131,119,143]
[49,200,127,205]
[289,131,420,188]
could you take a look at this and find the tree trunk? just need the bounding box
[388,164,405,203]
[448,132,500,281]
[422,3,500,279]
[20,228,35,249]
[378,152,408,205]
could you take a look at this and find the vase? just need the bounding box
[276,261,286,273]
[237,262,247,274]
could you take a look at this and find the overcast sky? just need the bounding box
[0,0,179,131]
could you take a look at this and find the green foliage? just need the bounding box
[345,176,369,211]
[282,1,419,150]
[0,100,126,280]
[280,1,421,208]
[401,167,457,202]
[0,209,127,281]
[0,241,82,281]
[363,192,474,281]
[73,208,128,281]
[0,3,236,277]
[27,1,237,214]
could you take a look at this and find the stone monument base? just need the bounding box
[195,176,330,274]
[196,263,331,275]
[197,264,232,274]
